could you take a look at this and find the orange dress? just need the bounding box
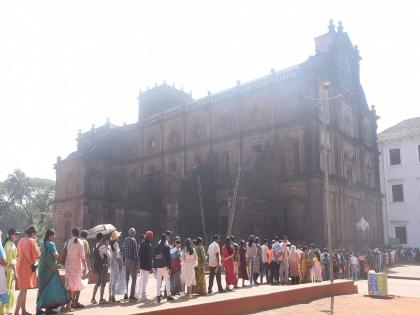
[16,237,40,289]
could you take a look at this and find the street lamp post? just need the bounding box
[320,81,334,284]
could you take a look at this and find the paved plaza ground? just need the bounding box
[20,264,420,315]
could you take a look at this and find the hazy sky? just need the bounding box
[1,1,419,180]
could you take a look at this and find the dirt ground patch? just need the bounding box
[253,294,420,315]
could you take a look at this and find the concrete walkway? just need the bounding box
[23,278,355,315]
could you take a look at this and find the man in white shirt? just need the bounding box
[260,239,269,284]
[207,234,224,293]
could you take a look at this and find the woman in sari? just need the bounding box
[36,229,71,314]
[192,237,206,295]
[1,229,18,315]
[15,225,41,315]
[238,240,249,287]
[221,237,237,291]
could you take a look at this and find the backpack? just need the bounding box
[93,244,108,273]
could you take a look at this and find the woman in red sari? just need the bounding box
[221,237,237,291]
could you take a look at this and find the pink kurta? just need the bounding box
[16,237,40,289]
[64,238,85,291]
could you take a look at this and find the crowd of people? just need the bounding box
[0,225,419,315]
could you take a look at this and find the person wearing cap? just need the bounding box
[137,231,153,300]
[15,225,41,315]
[109,231,126,303]
[1,228,19,315]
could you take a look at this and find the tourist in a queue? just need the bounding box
[300,246,311,283]
[279,236,289,285]
[154,234,174,302]
[332,250,341,280]
[0,229,9,312]
[349,252,359,281]
[169,238,182,296]
[238,240,249,287]
[37,228,71,314]
[271,237,281,284]
[138,230,153,301]
[109,231,126,303]
[1,229,18,315]
[245,236,257,286]
[15,225,41,315]
[253,237,262,285]
[229,236,240,288]
[308,244,316,282]
[207,234,224,293]
[289,245,301,285]
[313,249,323,282]
[91,233,111,304]
[260,239,269,284]
[180,238,197,298]
[192,237,206,295]
[71,230,91,307]
[221,237,237,291]
[267,242,274,284]
[122,228,138,301]
[64,228,88,310]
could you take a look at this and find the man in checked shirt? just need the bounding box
[123,228,139,301]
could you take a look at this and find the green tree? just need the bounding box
[0,169,55,238]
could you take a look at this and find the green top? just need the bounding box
[39,241,59,271]
[195,245,206,273]
[4,239,17,270]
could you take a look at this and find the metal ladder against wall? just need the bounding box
[227,165,241,237]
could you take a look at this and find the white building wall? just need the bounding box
[379,135,420,248]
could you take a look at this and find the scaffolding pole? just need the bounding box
[227,165,241,237]
[197,175,207,245]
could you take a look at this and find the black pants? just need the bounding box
[208,266,223,292]
[291,275,299,285]
[260,262,269,283]
[271,261,279,283]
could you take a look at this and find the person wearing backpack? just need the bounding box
[91,233,111,304]
[154,234,174,302]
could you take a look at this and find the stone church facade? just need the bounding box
[53,21,383,249]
